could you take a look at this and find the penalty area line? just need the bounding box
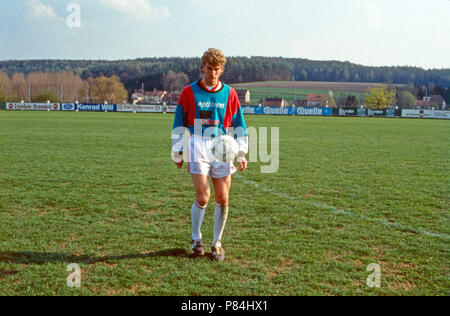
[235,174,449,240]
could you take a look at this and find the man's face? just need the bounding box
[201,63,224,86]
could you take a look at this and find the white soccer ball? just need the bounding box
[212,135,239,162]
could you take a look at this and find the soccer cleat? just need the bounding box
[191,240,205,256]
[211,246,225,262]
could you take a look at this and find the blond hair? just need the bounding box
[201,48,227,67]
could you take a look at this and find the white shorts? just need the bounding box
[186,136,237,179]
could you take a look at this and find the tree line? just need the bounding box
[1,57,448,106]
[0,71,127,104]
[1,69,448,108]
[0,57,448,93]
[328,83,449,108]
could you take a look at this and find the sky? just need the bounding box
[0,0,449,69]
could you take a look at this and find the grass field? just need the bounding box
[231,86,366,105]
[0,111,449,296]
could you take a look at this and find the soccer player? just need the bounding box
[171,48,248,261]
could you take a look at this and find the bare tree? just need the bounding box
[79,75,128,104]
[0,71,10,100]
[162,71,189,92]
[11,73,27,101]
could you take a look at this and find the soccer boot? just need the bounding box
[211,246,225,262]
[191,240,205,256]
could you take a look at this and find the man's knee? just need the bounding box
[215,196,229,207]
[196,194,210,207]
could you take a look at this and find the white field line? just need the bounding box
[235,174,450,240]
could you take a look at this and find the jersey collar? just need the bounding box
[197,80,225,94]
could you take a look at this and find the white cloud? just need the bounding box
[26,0,58,19]
[363,0,382,28]
[99,0,170,20]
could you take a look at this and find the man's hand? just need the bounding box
[237,152,248,172]
[174,159,184,169]
[172,152,184,169]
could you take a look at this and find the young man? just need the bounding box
[171,48,248,261]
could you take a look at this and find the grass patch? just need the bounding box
[0,111,448,295]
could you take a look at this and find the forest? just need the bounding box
[0,57,448,93]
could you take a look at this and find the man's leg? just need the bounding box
[211,175,231,260]
[190,174,210,255]
[212,175,231,207]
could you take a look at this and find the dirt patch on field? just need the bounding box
[264,256,297,280]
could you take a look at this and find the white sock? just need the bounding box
[212,203,229,248]
[191,201,206,241]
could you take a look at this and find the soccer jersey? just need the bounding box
[172,80,248,154]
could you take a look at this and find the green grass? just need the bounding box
[230,86,365,105]
[0,111,449,296]
[231,82,367,104]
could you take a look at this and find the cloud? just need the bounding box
[26,0,58,19]
[99,0,170,20]
[363,0,382,28]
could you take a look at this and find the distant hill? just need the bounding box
[0,57,448,91]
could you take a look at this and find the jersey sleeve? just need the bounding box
[228,89,249,154]
[171,87,192,153]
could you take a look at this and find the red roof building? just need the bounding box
[236,89,251,104]
[264,98,288,107]
[416,100,433,107]
[306,94,328,107]
[417,95,446,109]
[132,89,167,104]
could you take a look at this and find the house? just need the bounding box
[306,94,328,107]
[416,100,433,108]
[162,92,181,105]
[293,99,308,107]
[132,89,168,104]
[264,98,288,107]
[236,89,251,104]
[430,95,446,109]
[416,95,446,109]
